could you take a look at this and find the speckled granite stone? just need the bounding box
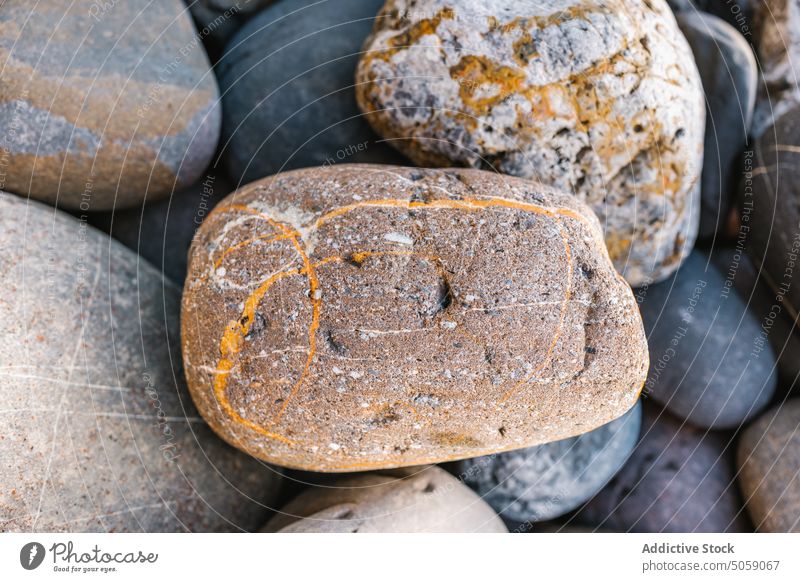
[355,0,705,286]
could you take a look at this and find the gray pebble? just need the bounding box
[457,402,641,523]
[578,403,750,532]
[639,251,777,429]
[217,0,407,185]
[0,193,281,532]
[676,11,757,239]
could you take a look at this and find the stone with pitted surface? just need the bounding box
[355,0,705,286]
[181,164,648,471]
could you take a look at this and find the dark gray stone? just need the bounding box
[0,193,282,532]
[217,0,408,186]
[667,0,756,39]
[711,248,800,393]
[639,251,777,429]
[88,170,232,284]
[676,12,757,239]
[186,0,273,63]
[741,106,800,333]
[738,399,800,532]
[578,403,750,532]
[456,402,641,523]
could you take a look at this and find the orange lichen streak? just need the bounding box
[205,196,593,445]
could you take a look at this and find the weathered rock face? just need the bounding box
[458,401,641,522]
[738,400,800,532]
[263,466,507,532]
[0,193,281,532]
[639,251,776,429]
[218,0,407,186]
[742,105,800,316]
[182,164,648,472]
[579,404,749,532]
[751,0,800,137]
[676,12,757,239]
[355,0,705,286]
[0,0,220,210]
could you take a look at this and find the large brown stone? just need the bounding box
[181,164,648,471]
[355,0,705,286]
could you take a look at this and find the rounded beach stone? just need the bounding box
[181,164,648,471]
[578,404,750,532]
[676,11,756,239]
[186,0,273,62]
[639,251,776,429]
[457,400,641,522]
[742,105,800,319]
[711,248,800,392]
[355,0,705,286]
[737,400,800,532]
[0,192,281,532]
[263,466,507,532]
[0,0,220,210]
[217,0,407,186]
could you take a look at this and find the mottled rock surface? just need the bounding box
[457,400,641,522]
[676,12,756,239]
[0,193,281,532]
[639,251,776,428]
[742,105,800,318]
[263,466,507,532]
[738,400,800,532]
[579,404,749,532]
[182,164,648,471]
[89,170,232,284]
[0,0,220,209]
[355,0,705,285]
[751,0,800,137]
[218,0,407,186]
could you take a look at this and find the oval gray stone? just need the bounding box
[741,105,800,326]
[578,403,750,532]
[217,0,407,186]
[457,401,641,523]
[639,251,777,429]
[0,193,281,532]
[676,11,757,239]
